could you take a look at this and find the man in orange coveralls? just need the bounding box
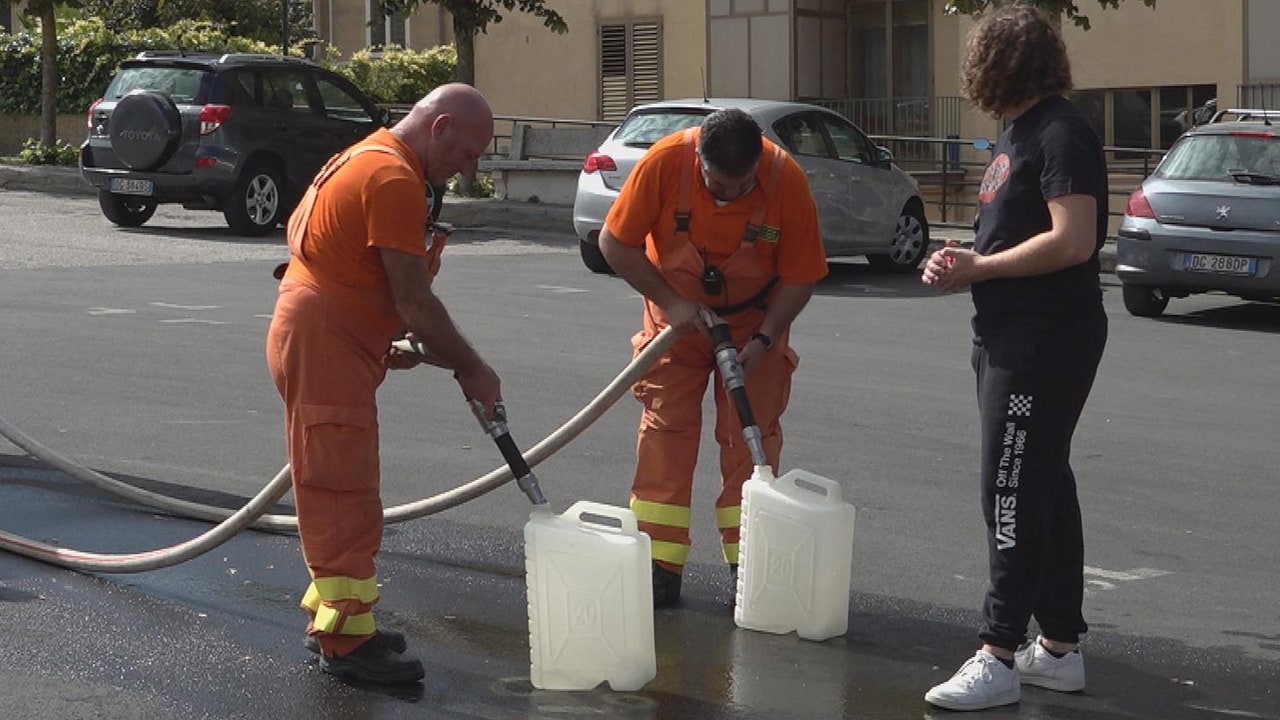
[266,83,501,684]
[598,108,828,607]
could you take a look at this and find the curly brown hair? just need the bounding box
[960,3,1073,117]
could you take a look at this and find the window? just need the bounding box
[222,70,260,107]
[819,114,876,164]
[368,0,409,49]
[1156,135,1280,181]
[1112,89,1152,151]
[315,75,374,124]
[775,114,832,158]
[105,67,209,104]
[614,109,707,147]
[263,69,312,114]
[600,20,662,123]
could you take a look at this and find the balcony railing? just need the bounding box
[804,96,964,165]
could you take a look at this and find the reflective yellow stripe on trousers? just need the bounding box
[301,575,379,635]
[717,505,742,564]
[631,499,692,566]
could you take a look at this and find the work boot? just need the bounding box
[304,628,406,656]
[319,638,425,685]
[652,562,682,608]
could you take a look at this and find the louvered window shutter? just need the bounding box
[600,21,663,122]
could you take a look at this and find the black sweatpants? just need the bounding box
[971,314,1106,651]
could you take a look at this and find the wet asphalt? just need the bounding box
[1,190,1278,720]
[5,471,1274,720]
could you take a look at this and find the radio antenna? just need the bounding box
[701,67,709,103]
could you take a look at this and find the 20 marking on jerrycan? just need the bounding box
[735,467,857,641]
[525,501,657,691]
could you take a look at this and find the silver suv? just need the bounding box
[80,52,387,236]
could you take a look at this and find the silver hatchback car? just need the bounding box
[572,98,928,274]
[1116,117,1280,316]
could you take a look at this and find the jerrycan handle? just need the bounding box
[778,469,844,504]
[564,500,639,535]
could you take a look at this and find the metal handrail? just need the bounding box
[379,106,615,158]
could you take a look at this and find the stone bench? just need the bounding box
[479,123,614,205]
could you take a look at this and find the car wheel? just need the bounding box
[868,203,929,272]
[224,161,283,237]
[580,237,614,274]
[1122,283,1170,317]
[98,190,158,228]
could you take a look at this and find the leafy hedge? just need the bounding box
[327,44,458,105]
[0,17,457,114]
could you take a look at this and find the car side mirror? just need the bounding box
[875,146,893,165]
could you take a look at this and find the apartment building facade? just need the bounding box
[310,0,1280,152]
[2,0,1273,151]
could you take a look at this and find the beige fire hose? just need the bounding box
[0,326,679,573]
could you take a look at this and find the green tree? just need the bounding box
[78,0,314,47]
[945,0,1156,30]
[375,0,567,85]
[24,1,83,147]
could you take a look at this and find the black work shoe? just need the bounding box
[305,628,407,655]
[319,639,425,685]
[652,562,683,608]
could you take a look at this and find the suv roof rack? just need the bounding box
[134,50,210,59]
[1209,108,1280,123]
[130,50,313,66]
[217,52,312,65]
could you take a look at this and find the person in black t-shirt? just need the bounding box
[922,5,1108,712]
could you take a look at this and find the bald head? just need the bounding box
[392,82,495,186]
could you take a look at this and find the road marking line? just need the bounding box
[159,318,228,325]
[150,302,220,311]
[86,307,136,315]
[535,285,588,294]
[1083,566,1172,582]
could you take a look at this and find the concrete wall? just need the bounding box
[473,0,708,120]
[1060,0,1244,103]
[938,0,1248,155]
[709,0,793,100]
[1247,0,1280,83]
[0,114,87,155]
[315,0,452,59]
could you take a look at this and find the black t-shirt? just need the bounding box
[971,95,1107,326]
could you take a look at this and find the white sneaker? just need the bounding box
[924,650,1020,711]
[1015,636,1086,692]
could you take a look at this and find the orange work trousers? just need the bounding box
[630,303,797,572]
[266,278,389,657]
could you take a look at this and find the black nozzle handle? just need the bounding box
[468,399,548,507]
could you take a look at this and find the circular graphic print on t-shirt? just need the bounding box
[978,152,1011,204]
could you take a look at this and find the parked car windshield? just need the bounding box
[105,66,208,104]
[1156,133,1280,181]
[614,109,711,148]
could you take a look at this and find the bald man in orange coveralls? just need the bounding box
[266,84,501,685]
[599,108,828,608]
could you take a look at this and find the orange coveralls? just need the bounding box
[265,128,444,657]
[604,128,828,571]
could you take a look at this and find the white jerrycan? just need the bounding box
[525,501,656,691]
[734,467,856,641]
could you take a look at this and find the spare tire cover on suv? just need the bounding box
[110,89,182,171]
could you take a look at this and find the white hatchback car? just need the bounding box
[572,98,929,273]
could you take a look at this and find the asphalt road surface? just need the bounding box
[1,190,1277,720]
